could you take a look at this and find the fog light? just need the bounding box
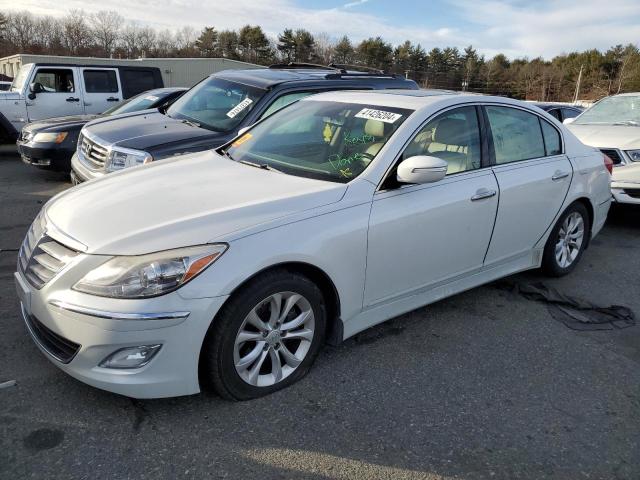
[99,344,162,369]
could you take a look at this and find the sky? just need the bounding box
[4,0,640,59]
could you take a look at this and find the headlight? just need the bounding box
[33,132,68,144]
[106,147,153,172]
[626,150,640,162]
[73,244,227,298]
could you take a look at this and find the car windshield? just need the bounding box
[103,91,168,115]
[224,100,412,183]
[10,65,31,92]
[574,95,640,126]
[166,77,265,132]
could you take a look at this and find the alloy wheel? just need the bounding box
[233,292,315,387]
[555,212,585,268]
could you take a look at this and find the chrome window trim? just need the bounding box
[49,299,190,321]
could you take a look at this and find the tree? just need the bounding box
[90,10,123,57]
[277,28,296,62]
[333,35,354,64]
[9,11,37,52]
[238,25,270,63]
[356,37,393,71]
[196,27,218,57]
[175,26,197,56]
[62,10,91,55]
[136,26,156,57]
[218,30,239,59]
[293,29,316,63]
[121,23,140,58]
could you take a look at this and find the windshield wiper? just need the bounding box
[613,120,639,126]
[238,159,283,174]
[181,119,201,128]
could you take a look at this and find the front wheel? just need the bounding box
[541,202,590,277]
[200,270,327,400]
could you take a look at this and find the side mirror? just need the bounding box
[397,155,448,184]
[237,125,252,137]
[563,117,575,125]
[28,82,44,100]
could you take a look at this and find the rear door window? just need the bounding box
[540,120,562,156]
[486,106,545,164]
[83,70,118,93]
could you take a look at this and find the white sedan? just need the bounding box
[15,90,611,400]
[566,92,640,204]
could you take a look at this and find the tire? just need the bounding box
[200,269,327,401]
[541,202,590,277]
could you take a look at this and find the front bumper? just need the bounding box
[611,186,640,205]
[16,141,74,171]
[71,151,105,183]
[15,270,228,398]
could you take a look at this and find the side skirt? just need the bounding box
[342,249,541,340]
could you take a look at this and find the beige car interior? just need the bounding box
[404,116,481,174]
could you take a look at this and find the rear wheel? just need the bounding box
[541,202,590,277]
[200,270,327,400]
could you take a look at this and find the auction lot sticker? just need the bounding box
[355,108,402,123]
[226,98,253,118]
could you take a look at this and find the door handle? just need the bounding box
[66,97,80,102]
[552,171,570,181]
[106,97,120,102]
[471,188,497,201]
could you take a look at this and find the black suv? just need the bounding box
[71,64,418,182]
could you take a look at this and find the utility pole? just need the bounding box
[573,64,583,104]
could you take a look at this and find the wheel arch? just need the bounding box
[217,261,343,345]
[570,196,594,248]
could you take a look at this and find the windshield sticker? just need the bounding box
[355,108,402,124]
[144,95,159,101]
[328,152,365,172]
[232,133,253,147]
[343,130,375,145]
[226,98,253,118]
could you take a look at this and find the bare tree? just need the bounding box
[8,11,37,52]
[313,32,335,65]
[137,26,156,58]
[90,10,123,57]
[121,23,140,58]
[175,26,197,56]
[63,10,92,55]
[155,29,177,57]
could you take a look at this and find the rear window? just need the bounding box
[120,69,158,98]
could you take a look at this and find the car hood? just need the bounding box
[567,124,640,149]
[612,162,640,185]
[26,115,100,132]
[0,91,20,100]
[45,150,347,255]
[84,111,220,150]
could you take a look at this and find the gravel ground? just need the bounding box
[1,144,639,480]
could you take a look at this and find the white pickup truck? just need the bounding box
[0,62,163,142]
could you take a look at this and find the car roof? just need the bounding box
[214,67,416,89]
[533,103,581,110]
[300,89,557,114]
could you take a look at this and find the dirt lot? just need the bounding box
[1,144,639,480]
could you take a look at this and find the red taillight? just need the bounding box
[603,154,613,175]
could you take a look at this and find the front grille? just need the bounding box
[19,218,78,289]
[600,148,623,165]
[22,305,80,363]
[623,189,640,199]
[79,134,109,168]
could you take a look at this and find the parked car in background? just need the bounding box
[70,63,419,183]
[0,81,11,91]
[533,103,583,122]
[565,93,640,204]
[16,90,611,400]
[17,88,186,172]
[0,63,163,143]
